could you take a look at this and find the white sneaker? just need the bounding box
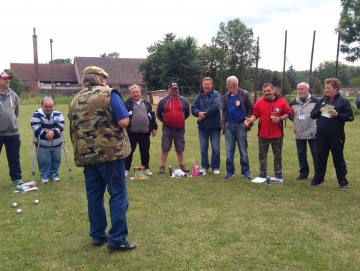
[51,174,60,182]
[41,178,49,184]
[125,170,129,177]
[200,168,207,173]
[213,169,220,175]
[145,169,153,176]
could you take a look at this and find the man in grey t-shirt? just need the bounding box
[124,85,158,176]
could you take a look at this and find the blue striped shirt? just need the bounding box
[30,108,65,147]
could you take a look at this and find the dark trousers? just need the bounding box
[258,137,283,175]
[0,134,22,181]
[313,130,348,185]
[296,138,318,177]
[125,132,151,171]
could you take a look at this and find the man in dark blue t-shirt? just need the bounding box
[221,76,253,179]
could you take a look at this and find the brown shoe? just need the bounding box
[180,165,190,172]
[158,166,165,173]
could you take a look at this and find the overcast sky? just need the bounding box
[3,0,359,73]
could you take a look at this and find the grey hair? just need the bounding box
[129,84,141,92]
[227,76,238,86]
[297,82,309,90]
[41,96,54,106]
[82,73,103,87]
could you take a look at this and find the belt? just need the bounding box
[229,120,244,124]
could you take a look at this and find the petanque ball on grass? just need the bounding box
[12,203,18,208]
[34,199,40,204]
[16,209,22,214]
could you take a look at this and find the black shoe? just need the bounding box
[92,235,109,247]
[108,241,137,252]
[296,175,308,180]
[340,184,348,191]
[308,179,325,187]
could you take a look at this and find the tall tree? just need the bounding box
[199,42,222,87]
[5,70,24,95]
[139,34,201,94]
[337,0,360,62]
[47,58,72,64]
[212,18,258,78]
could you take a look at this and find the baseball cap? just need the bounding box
[0,71,13,79]
[168,82,179,89]
[83,66,109,79]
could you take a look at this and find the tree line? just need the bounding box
[7,1,360,96]
[140,1,360,96]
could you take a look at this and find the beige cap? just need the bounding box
[83,66,109,79]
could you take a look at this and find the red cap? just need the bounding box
[0,71,13,79]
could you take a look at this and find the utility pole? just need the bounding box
[50,39,54,101]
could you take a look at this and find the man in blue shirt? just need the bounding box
[221,76,253,179]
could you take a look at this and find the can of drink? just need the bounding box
[168,165,173,176]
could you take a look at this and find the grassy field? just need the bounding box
[1,100,360,271]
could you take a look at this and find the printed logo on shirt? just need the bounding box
[235,100,241,106]
[275,107,280,113]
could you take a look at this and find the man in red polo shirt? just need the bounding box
[156,82,191,173]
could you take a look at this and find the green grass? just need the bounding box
[1,102,360,270]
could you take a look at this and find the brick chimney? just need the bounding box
[33,28,39,82]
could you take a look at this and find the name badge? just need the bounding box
[299,114,305,120]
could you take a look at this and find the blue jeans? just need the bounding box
[83,159,129,246]
[225,122,250,175]
[296,138,318,177]
[198,129,221,170]
[37,145,62,179]
[0,134,22,181]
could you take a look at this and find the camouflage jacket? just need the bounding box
[68,85,131,167]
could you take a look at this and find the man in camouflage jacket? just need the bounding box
[68,66,136,253]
